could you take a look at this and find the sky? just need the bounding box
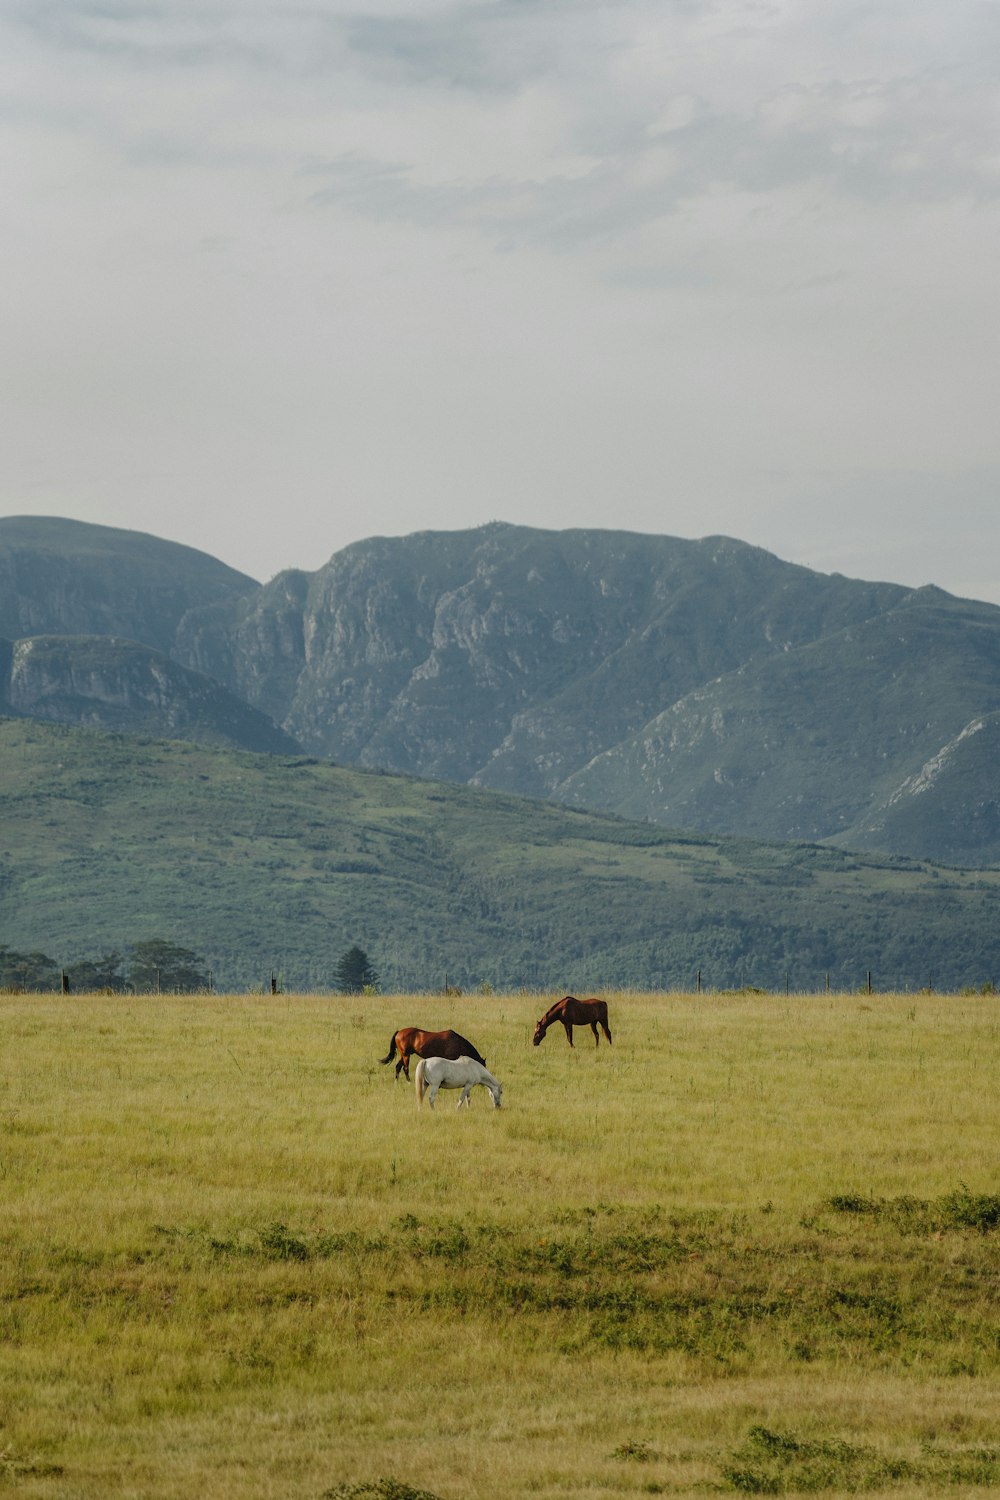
[2,0,999,601]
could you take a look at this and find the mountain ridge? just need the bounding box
[2,515,998,864]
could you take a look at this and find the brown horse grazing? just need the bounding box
[379,1027,487,1082]
[532,996,612,1049]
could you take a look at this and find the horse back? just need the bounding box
[559,995,607,1024]
[417,1030,485,1068]
[445,1030,486,1067]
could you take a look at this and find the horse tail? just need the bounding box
[414,1057,426,1106]
[378,1034,398,1065]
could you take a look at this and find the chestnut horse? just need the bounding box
[532,995,612,1049]
[379,1026,486,1082]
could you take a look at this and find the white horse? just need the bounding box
[414,1055,503,1110]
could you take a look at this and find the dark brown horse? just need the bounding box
[379,1026,487,1082]
[532,996,612,1049]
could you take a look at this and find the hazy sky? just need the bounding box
[3,0,999,600]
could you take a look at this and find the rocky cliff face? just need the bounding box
[175,569,311,727]
[183,525,910,784]
[0,635,300,753]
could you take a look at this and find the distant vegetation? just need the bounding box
[0,939,211,994]
[3,718,1000,993]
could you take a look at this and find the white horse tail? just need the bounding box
[414,1056,426,1107]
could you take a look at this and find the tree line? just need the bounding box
[0,941,379,995]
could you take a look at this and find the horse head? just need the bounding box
[532,1018,546,1046]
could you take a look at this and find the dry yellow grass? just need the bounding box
[1,988,999,1498]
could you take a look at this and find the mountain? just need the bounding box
[0,515,256,653]
[3,516,1000,865]
[0,635,300,753]
[3,717,1000,993]
[843,711,1000,865]
[558,589,1000,847]
[177,527,908,787]
[0,516,296,752]
[174,524,1000,864]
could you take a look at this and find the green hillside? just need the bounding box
[3,718,1000,993]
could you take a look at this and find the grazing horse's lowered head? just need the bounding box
[378,1026,486,1081]
[533,995,612,1048]
[414,1055,503,1110]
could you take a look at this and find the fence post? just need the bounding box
[270,971,277,995]
[61,971,70,994]
[696,969,701,994]
[867,971,872,995]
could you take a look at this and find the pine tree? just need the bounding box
[334,945,378,994]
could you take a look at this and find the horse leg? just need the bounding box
[602,1021,613,1045]
[591,1021,600,1047]
[563,1021,574,1047]
[427,1082,438,1109]
[457,1085,472,1109]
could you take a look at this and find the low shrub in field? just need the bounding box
[723,1426,914,1493]
[322,1483,444,1500]
[0,1453,65,1483]
[611,1438,661,1462]
[721,1425,1000,1493]
[827,1188,1000,1234]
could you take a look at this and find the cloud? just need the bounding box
[2,0,999,600]
[8,1,999,226]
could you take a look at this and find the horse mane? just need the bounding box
[539,996,572,1026]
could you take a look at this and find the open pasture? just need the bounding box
[1,988,999,1499]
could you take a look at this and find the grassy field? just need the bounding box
[1,989,999,1499]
